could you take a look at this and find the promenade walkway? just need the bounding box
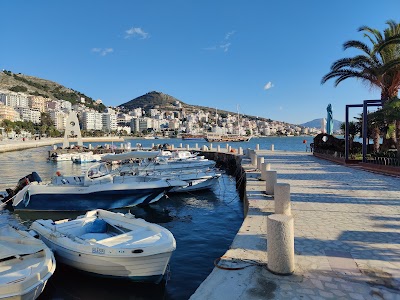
[191,150,400,300]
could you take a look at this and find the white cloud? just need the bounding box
[125,27,149,39]
[264,81,274,90]
[92,48,114,56]
[225,31,235,40]
[220,43,231,52]
[205,30,235,53]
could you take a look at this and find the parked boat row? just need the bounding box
[0,148,221,298]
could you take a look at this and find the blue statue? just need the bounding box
[326,104,333,135]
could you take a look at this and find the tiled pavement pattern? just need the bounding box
[191,151,400,300]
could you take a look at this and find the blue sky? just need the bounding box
[1,0,399,124]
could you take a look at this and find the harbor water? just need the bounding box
[0,136,311,300]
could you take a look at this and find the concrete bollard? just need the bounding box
[89,144,92,150]
[226,143,229,150]
[217,145,221,152]
[152,143,154,148]
[179,143,183,148]
[202,145,208,151]
[256,144,260,150]
[251,153,258,166]
[186,144,190,150]
[209,143,213,150]
[271,144,274,151]
[267,214,295,275]
[228,146,232,152]
[171,144,174,150]
[238,147,243,155]
[274,183,291,215]
[265,171,277,195]
[257,156,264,170]
[260,162,268,180]
[195,143,198,149]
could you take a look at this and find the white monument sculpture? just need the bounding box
[63,112,83,149]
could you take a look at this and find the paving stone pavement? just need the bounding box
[191,151,400,300]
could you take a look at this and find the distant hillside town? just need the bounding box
[0,72,336,139]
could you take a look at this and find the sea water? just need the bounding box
[0,136,310,299]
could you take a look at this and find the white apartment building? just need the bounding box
[49,110,67,130]
[102,113,117,132]
[15,107,41,124]
[82,111,103,130]
[130,117,152,133]
[0,91,29,108]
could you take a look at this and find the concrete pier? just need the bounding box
[191,150,400,300]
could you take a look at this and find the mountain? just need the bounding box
[300,118,343,130]
[119,91,273,122]
[0,70,105,111]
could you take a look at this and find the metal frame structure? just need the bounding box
[345,100,381,162]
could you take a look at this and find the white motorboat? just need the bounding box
[11,165,187,211]
[121,166,222,193]
[72,152,105,164]
[48,152,78,162]
[30,209,175,283]
[0,225,56,300]
[103,150,215,171]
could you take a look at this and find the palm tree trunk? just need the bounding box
[373,127,380,152]
[396,120,400,158]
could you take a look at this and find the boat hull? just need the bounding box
[170,176,220,192]
[14,187,167,211]
[39,234,172,283]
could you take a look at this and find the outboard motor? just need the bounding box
[1,172,42,210]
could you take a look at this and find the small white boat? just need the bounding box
[72,152,105,164]
[48,152,78,162]
[30,209,176,283]
[0,225,56,300]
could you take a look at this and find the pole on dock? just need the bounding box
[186,144,190,150]
[179,143,183,148]
[195,143,198,149]
[217,145,221,152]
[209,143,213,150]
[271,144,274,151]
[265,170,277,195]
[238,147,243,155]
[256,144,260,150]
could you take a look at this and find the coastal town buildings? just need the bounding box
[0,89,328,137]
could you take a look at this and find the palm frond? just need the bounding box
[343,40,371,54]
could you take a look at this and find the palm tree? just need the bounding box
[321,20,400,152]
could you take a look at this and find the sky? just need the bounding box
[1,0,399,125]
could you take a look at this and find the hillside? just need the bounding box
[300,118,343,130]
[0,70,105,112]
[119,91,274,122]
